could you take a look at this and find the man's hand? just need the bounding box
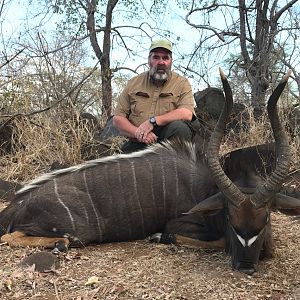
[135,120,157,144]
[143,132,158,144]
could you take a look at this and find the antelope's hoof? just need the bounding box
[149,233,162,243]
[52,239,69,254]
[149,233,176,244]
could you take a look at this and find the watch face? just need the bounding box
[150,117,155,124]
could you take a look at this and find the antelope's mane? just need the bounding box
[16,139,198,196]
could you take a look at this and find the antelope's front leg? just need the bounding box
[149,214,225,249]
[150,232,225,249]
[1,231,70,250]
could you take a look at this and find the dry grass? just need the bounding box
[221,105,300,170]
[0,112,124,183]
[1,115,81,182]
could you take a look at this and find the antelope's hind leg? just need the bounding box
[1,231,70,250]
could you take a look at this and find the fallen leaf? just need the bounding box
[85,276,100,286]
[4,278,13,291]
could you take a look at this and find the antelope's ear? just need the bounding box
[273,193,300,216]
[184,192,225,215]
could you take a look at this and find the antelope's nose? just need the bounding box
[235,262,257,275]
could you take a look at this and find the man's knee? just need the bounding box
[159,120,193,141]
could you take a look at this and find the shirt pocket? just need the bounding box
[158,93,177,114]
[129,92,150,118]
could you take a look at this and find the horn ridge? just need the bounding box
[252,70,291,206]
[207,69,247,206]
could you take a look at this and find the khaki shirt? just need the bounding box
[114,71,195,127]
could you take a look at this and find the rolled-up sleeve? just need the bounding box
[177,78,195,112]
[114,85,130,118]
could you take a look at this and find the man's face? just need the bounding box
[148,48,172,84]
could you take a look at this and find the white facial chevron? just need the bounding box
[236,233,258,247]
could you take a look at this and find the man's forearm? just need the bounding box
[113,115,137,138]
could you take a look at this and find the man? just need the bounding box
[113,39,199,153]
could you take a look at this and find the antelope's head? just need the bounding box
[190,69,300,274]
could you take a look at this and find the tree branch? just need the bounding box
[0,62,100,119]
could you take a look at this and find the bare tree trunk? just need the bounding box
[87,0,118,119]
[239,0,270,115]
[101,0,118,119]
[238,0,298,116]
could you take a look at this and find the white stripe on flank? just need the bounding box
[190,163,197,204]
[83,170,104,241]
[172,156,179,217]
[54,179,76,231]
[144,157,155,205]
[190,143,197,163]
[104,164,112,206]
[71,184,89,226]
[130,161,145,235]
[116,160,132,238]
[172,156,179,197]
[158,155,166,216]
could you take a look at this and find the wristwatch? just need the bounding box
[149,116,157,126]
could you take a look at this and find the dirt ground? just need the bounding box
[0,200,299,300]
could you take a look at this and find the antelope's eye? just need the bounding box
[265,214,269,224]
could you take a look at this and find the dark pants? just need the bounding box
[121,119,200,154]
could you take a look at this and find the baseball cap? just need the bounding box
[149,39,172,53]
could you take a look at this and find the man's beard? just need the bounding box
[149,66,171,85]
